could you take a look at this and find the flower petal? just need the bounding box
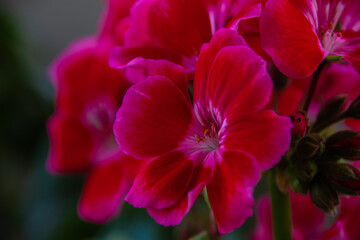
[125,151,194,209]
[115,58,189,100]
[47,114,93,173]
[207,150,261,234]
[147,165,213,226]
[109,46,183,69]
[224,110,292,169]
[114,76,192,159]
[98,0,136,44]
[341,0,360,32]
[78,153,143,223]
[206,45,272,116]
[194,28,246,102]
[125,0,212,57]
[260,0,327,78]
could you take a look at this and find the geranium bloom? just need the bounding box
[109,0,263,74]
[47,0,143,223]
[113,29,292,233]
[260,0,360,78]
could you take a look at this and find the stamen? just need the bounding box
[194,134,204,143]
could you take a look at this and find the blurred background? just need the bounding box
[0,1,262,239]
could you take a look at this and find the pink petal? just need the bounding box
[226,3,262,30]
[47,114,93,173]
[343,48,360,75]
[337,196,360,239]
[114,76,192,159]
[78,153,143,223]
[260,0,327,78]
[125,0,212,57]
[224,110,292,169]
[315,62,360,102]
[207,150,261,234]
[205,45,272,117]
[109,46,183,69]
[290,192,326,238]
[51,37,129,115]
[252,197,273,240]
[194,28,246,102]
[98,0,136,44]
[345,118,360,132]
[112,58,189,101]
[125,151,194,209]
[275,77,311,116]
[341,0,360,32]
[147,166,213,226]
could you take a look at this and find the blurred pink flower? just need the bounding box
[254,185,360,240]
[113,29,292,233]
[260,0,360,78]
[47,0,145,223]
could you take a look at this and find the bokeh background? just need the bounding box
[0,1,265,239]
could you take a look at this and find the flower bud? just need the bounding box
[315,94,348,125]
[289,160,318,182]
[324,163,360,195]
[347,94,360,119]
[290,111,307,138]
[326,131,360,160]
[295,136,323,159]
[310,178,339,214]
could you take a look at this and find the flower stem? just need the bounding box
[301,61,327,113]
[269,168,292,240]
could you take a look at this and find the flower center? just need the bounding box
[194,123,220,150]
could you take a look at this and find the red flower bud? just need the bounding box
[327,131,360,160]
[326,164,360,195]
[290,111,308,138]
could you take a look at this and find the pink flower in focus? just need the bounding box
[113,29,292,234]
[47,0,144,223]
[260,0,360,78]
[109,0,263,73]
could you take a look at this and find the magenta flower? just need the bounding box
[47,37,144,223]
[47,0,146,222]
[113,29,292,233]
[260,0,360,78]
[109,0,263,72]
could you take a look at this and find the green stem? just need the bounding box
[269,168,292,240]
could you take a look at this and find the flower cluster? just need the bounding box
[47,0,360,237]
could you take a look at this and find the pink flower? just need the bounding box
[47,0,145,223]
[109,0,263,73]
[113,29,292,234]
[260,0,360,78]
